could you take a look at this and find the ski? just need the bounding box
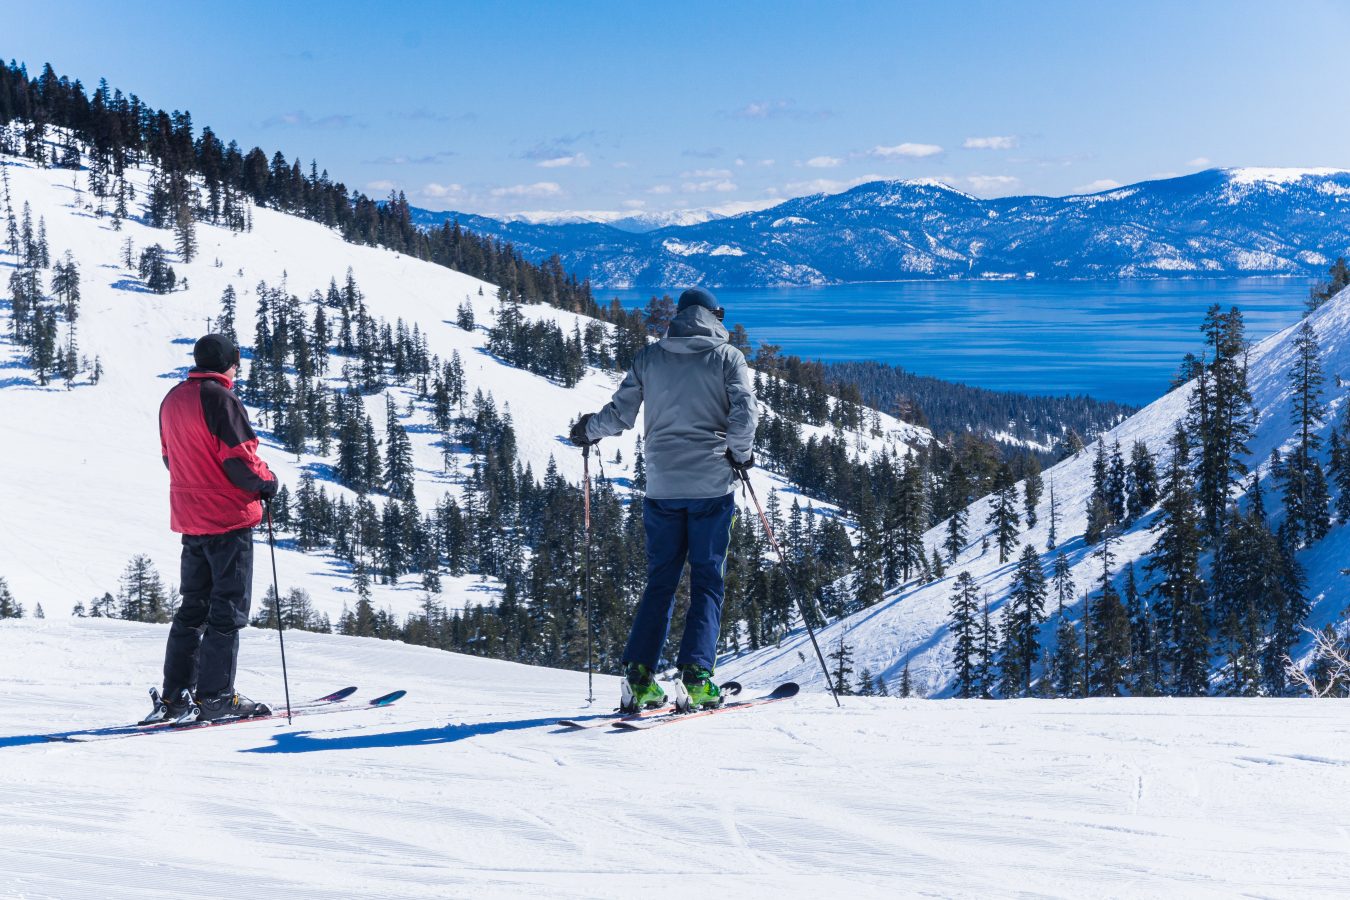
[43,687,399,743]
[557,704,671,730]
[557,681,743,729]
[610,682,799,731]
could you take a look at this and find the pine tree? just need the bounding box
[1086,531,1131,698]
[1147,425,1208,696]
[0,577,23,618]
[1123,564,1159,695]
[1191,305,1256,541]
[116,555,172,623]
[948,571,981,698]
[898,663,912,697]
[218,285,239,344]
[1051,551,1075,612]
[1126,440,1158,523]
[976,597,997,698]
[985,463,1020,564]
[384,396,416,501]
[1105,439,1128,526]
[1046,481,1059,550]
[1052,611,1084,697]
[997,543,1048,697]
[1085,440,1112,544]
[1280,320,1329,548]
[1333,423,1350,524]
[829,636,855,696]
[1023,455,1043,528]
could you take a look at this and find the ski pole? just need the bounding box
[264,498,293,724]
[582,443,594,704]
[736,470,841,707]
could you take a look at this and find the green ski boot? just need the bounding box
[675,665,724,712]
[620,663,667,714]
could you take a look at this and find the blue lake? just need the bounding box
[602,279,1311,405]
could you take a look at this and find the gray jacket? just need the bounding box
[585,305,759,499]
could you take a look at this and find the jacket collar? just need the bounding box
[188,368,234,390]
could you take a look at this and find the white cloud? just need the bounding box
[647,184,673,195]
[963,135,1019,150]
[784,174,884,194]
[870,142,944,159]
[419,182,463,199]
[806,156,843,168]
[489,181,564,198]
[964,174,1020,194]
[682,179,738,193]
[681,168,734,179]
[536,153,590,169]
[759,159,776,167]
[612,161,633,169]
[1075,178,1123,193]
[1189,156,1212,167]
[621,199,646,209]
[703,199,778,216]
[365,179,397,192]
[734,157,746,167]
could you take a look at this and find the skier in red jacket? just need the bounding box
[143,334,279,724]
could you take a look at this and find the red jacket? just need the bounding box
[159,370,275,535]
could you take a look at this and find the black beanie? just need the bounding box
[193,333,240,374]
[677,287,721,313]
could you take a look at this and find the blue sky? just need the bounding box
[8,0,1350,219]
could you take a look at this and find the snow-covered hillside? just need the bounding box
[0,151,926,625]
[2,618,1346,898]
[733,287,1350,696]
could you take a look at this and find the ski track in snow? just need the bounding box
[2,619,1348,898]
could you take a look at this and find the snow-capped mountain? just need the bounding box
[417,169,1350,288]
[730,284,1350,697]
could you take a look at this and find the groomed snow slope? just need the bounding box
[2,619,1347,899]
[729,287,1350,696]
[0,153,926,623]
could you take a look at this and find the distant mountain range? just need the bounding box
[411,168,1350,289]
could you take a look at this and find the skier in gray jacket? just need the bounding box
[570,287,758,712]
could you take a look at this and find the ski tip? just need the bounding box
[770,682,800,699]
[369,690,406,707]
[315,686,358,703]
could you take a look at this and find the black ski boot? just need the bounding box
[139,687,191,725]
[176,690,272,725]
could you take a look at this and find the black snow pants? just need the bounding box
[162,527,255,700]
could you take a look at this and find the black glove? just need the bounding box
[725,448,754,475]
[569,413,597,447]
[259,479,279,501]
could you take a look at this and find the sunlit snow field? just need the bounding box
[1,619,1346,899]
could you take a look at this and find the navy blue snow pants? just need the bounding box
[623,493,736,671]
